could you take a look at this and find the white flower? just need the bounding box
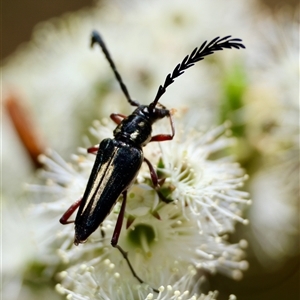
[7,0,298,298]
[28,113,249,299]
[55,263,213,300]
[243,8,300,269]
[244,8,299,156]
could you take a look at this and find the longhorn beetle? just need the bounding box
[60,30,245,292]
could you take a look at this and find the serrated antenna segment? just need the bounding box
[150,36,245,108]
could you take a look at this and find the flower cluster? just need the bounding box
[3,0,298,299]
[27,115,249,299]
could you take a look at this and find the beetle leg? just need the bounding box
[111,191,159,293]
[143,157,165,187]
[111,191,127,246]
[60,198,82,224]
[150,113,175,142]
[110,192,142,282]
[110,113,126,124]
[87,146,99,154]
[114,244,160,292]
[144,158,170,205]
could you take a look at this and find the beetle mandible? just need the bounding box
[60,30,245,290]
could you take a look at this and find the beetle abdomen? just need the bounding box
[74,138,143,244]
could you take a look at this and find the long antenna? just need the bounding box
[149,36,245,110]
[91,30,139,107]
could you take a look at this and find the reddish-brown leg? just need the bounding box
[59,198,82,224]
[87,146,99,154]
[150,114,175,142]
[143,157,165,187]
[111,191,159,293]
[110,113,126,125]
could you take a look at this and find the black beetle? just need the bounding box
[60,31,245,290]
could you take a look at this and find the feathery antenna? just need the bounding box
[149,36,245,110]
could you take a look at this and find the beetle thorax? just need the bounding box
[113,107,153,146]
